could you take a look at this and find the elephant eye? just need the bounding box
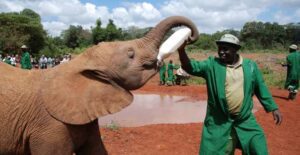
[127,49,135,59]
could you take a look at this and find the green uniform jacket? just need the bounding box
[285,51,300,89]
[21,52,32,70]
[185,56,278,155]
[159,62,166,82]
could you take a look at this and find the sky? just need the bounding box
[0,0,299,36]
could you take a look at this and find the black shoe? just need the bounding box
[288,92,297,100]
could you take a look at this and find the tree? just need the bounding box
[62,25,92,49]
[91,18,106,44]
[39,36,66,57]
[240,21,264,49]
[241,21,287,49]
[285,23,300,45]
[0,9,46,54]
[105,19,122,41]
[78,29,92,47]
[62,25,79,49]
[20,8,41,23]
[193,33,215,50]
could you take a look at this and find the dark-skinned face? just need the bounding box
[289,48,296,53]
[217,43,239,64]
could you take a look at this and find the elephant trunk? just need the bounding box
[143,16,199,49]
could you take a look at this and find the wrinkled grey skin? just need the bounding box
[0,16,199,155]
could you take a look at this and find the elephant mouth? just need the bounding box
[81,70,131,93]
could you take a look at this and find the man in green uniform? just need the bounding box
[159,60,166,85]
[178,34,282,155]
[167,60,175,85]
[20,45,32,70]
[282,44,300,100]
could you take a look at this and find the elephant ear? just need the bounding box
[40,70,133,125]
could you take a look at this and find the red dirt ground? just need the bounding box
[100,83,300,155]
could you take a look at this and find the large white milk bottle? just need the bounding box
[157,27,192,62]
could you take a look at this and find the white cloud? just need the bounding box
[296,9,300,17]
[127,2,161,21]
[43,21,68,37]
[0,0,24,12]
[275,0,300,8]
[272,9,300,24]
[110,2,162,29]
[274,12,293,24]
[0,0,299,36]
[160,0,264,33]
[37,1,61,15]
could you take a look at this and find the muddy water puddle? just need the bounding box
[98,93,261,127]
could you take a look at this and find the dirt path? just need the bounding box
[100,84,300,155]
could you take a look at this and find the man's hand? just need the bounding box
[272,109,282,125]
[281,62,287,67]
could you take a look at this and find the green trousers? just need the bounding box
[225,128,268,155]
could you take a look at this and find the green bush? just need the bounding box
[104,120,120,131]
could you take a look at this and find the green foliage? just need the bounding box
[38,35,88,58]
[104,120,120,131]
[193,34,216,50]
[91,18,106,44]
[0,9,46,54]
[91,18,123,44]
[105,19,123,41]
[20,9,41,23]
[285,23,300,45]
[62,25,92,49]
[39,36,65,57]
[240,21,287,50]
[190,22,299,52]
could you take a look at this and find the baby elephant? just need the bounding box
[0,16,199,154]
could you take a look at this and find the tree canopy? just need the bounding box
[0,9,46,54]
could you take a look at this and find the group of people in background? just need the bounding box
[0,45,72,70]
[0,45,32,69]
[159,59,190,86]
[33,53,71,69]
